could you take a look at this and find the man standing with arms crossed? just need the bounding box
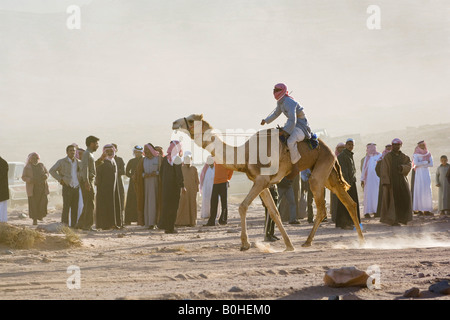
[76,135,99,231]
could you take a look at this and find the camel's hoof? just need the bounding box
[240,244,251,251]
[284,246,295,252]
[301,242,311,247]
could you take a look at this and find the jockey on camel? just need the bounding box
[261,83,314,176]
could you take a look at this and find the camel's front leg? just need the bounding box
[239,179,268,251]
[301,159,335,247]
[259,188,295,251]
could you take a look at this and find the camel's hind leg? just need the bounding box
[302,175,328,247]
[326,169,365,245]
[330,184,365,245]
[259,188,295,251]
[239,177,269,251]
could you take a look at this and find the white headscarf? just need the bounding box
[206,155,214,165]
[183,151,192,165]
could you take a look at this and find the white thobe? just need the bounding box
[200,167,219,219]
[361,154,382,214]
[412,153,433,212]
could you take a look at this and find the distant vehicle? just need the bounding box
[7,162,61,207]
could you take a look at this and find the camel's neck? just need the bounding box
[194,122,244,172]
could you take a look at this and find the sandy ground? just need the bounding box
[1,200,450,301]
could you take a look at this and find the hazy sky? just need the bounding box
[1,0,449,164]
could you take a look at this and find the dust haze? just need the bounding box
[1,0,449,168]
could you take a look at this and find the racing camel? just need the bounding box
[172,114,365,251]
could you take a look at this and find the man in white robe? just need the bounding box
[412,141,433,215]
[200,156,218,219]
[360,143,382,218]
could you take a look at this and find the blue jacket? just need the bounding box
[264,96,312,139]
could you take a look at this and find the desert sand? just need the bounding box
[1,199,449,301]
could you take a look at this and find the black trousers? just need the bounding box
[264,186,278,237]
[62,185,79,227]
[208,182,228,225]
[336,181,361,228]
[303,180,314,222]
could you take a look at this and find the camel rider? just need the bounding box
[261,83,312,164]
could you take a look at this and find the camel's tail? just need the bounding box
[333,160,351,192]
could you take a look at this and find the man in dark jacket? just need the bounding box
[335,139,361,229]
[0,156,9,222]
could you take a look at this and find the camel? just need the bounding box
[172,114,365,251]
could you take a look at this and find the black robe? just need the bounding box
[375,158,383,218]
[336,149,361,228]
[157,156,184,232]
[114,156,125,217]
[96,159,122,229]
[390,152,412,223]
[336,182,361,228]
[124,156,142,224]
[0,157,9,202]
[375,179,383,218]
[378,151,412,225]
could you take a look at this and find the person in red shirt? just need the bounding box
[204,162,233,226]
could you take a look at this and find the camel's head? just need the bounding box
[172,114,204,138]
